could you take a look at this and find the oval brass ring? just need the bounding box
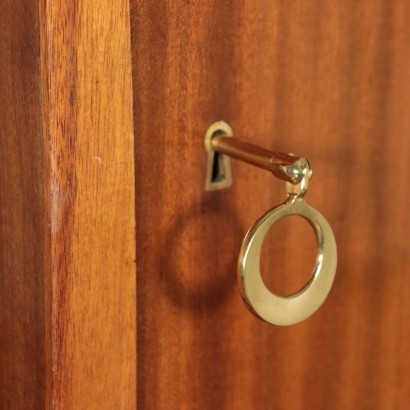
[238,196,337,326]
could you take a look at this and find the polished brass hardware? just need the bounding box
[204,121,312,191]
[211,134,308,184]
[238,195,337,326]
[204,121,234,191]
[204,121,337,326]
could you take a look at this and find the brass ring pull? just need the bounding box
[238,195,337,326]
[204,121,338,326]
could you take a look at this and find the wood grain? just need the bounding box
[40,0,137,408]
[131,1,410,409]
[1,0,136,408]
[0,1,46,408]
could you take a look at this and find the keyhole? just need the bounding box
[211,152,226,183]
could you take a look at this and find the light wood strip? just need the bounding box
[40,0,137,407]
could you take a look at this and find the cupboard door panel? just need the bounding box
[132,1,410,409]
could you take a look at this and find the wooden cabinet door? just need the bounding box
[132,1,410,409]
[1,1,409,409]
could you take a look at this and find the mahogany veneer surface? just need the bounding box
[132,1,410,409]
